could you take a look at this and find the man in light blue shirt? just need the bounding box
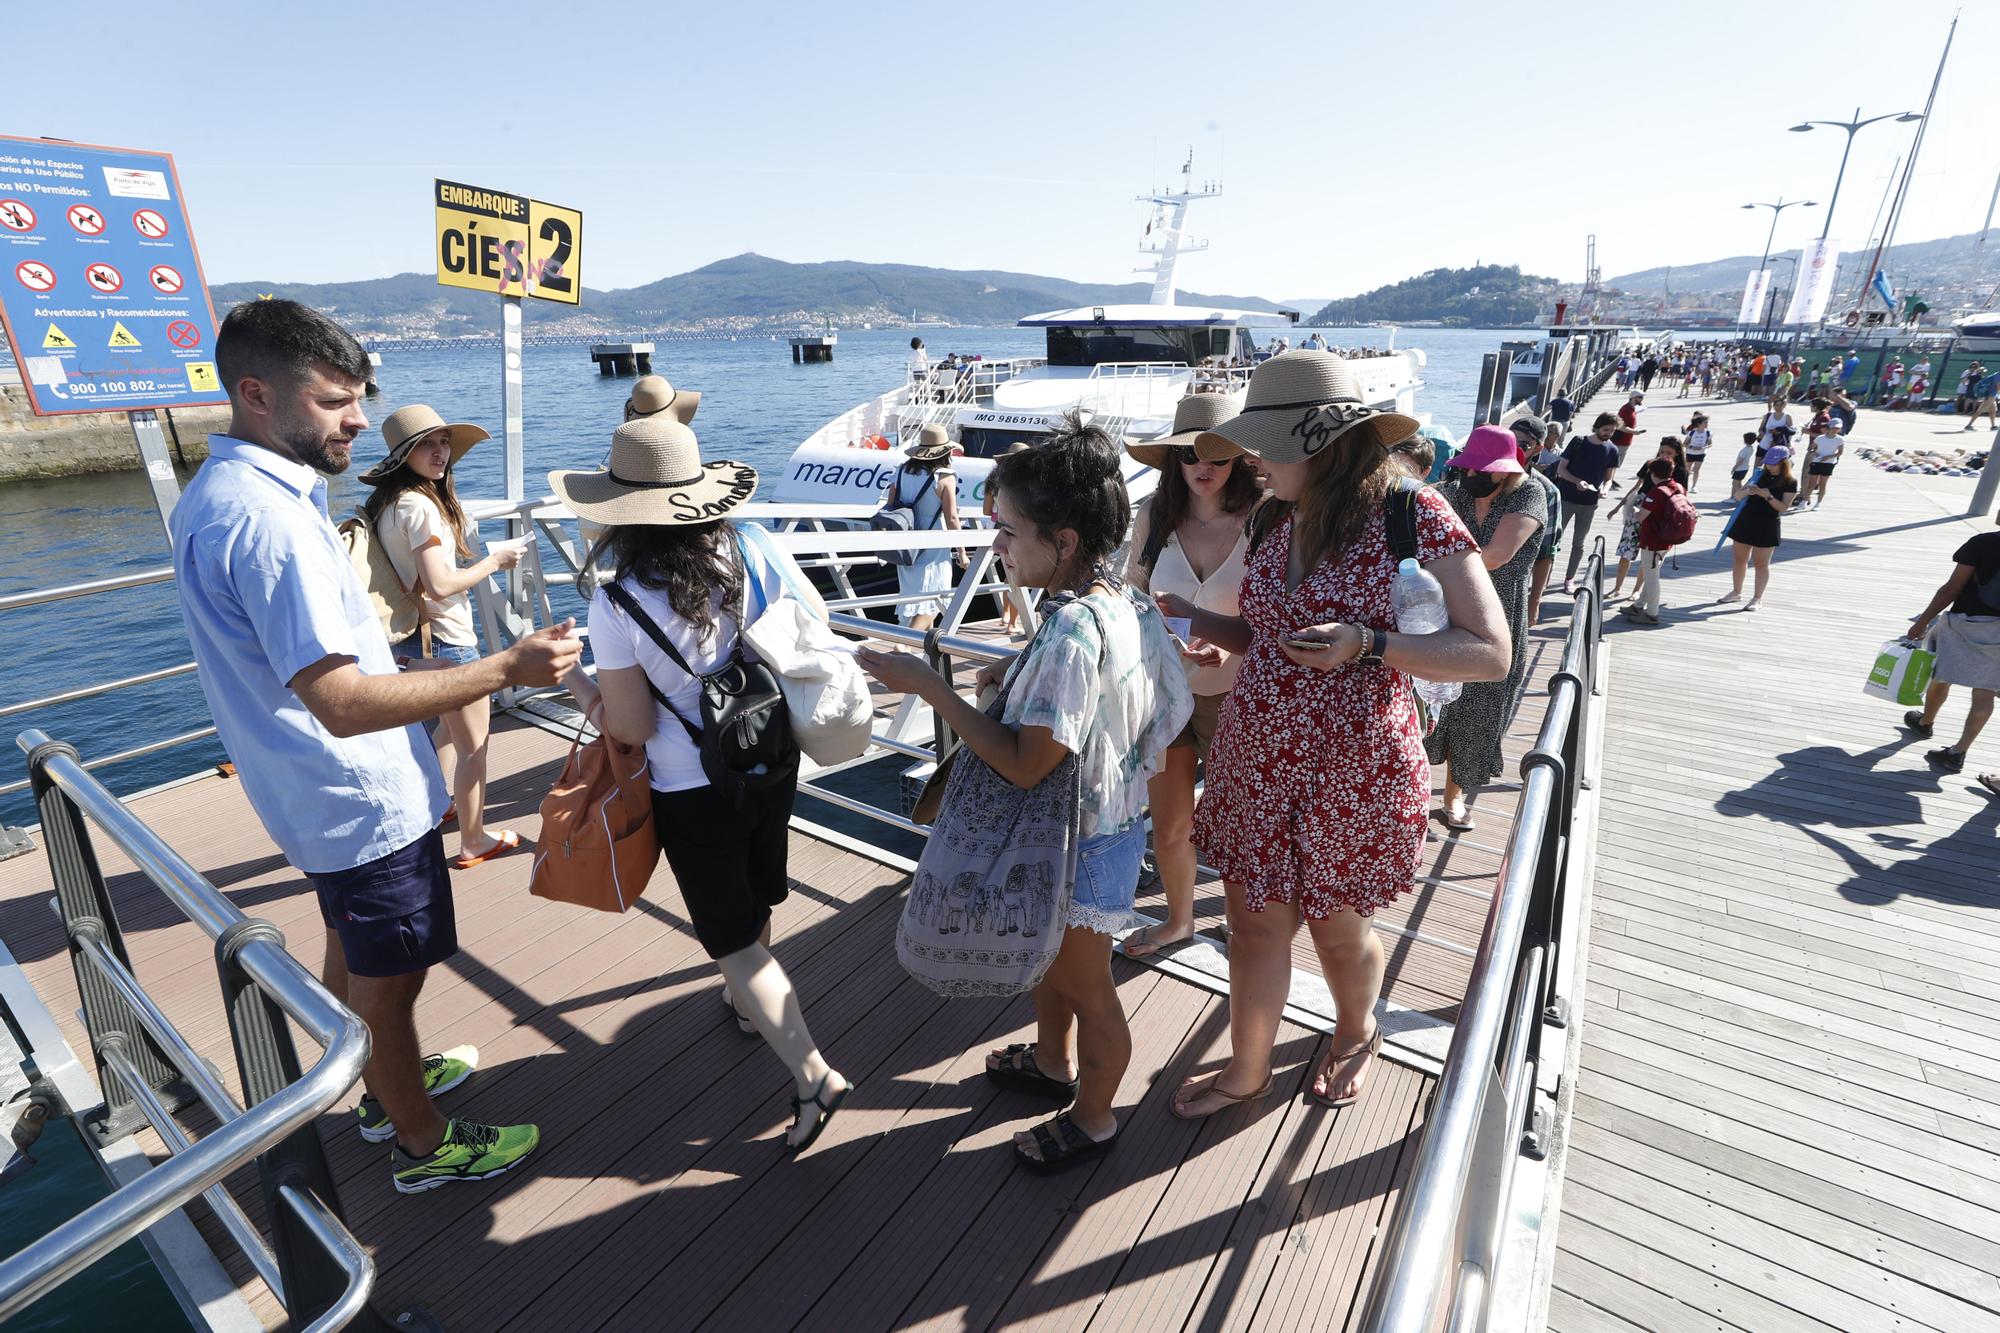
[172,299,580,1194]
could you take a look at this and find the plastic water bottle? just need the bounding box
[1392,558,1462,708]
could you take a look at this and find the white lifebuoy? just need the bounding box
[1844,311,1860,328]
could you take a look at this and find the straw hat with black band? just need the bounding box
[1125,391,1247,469]
[625,375,700,424]
[549,417,758,528]
[1194,351,1421,465]
[905,423,956,461]
[359,404,490,484]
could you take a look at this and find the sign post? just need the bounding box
[0,137,227,539]
[432,179,582,634]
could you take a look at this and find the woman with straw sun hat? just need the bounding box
[361,404,524,869]
[552,416,852,1156]
[886,423,966,632]
[1119,391,1258,961]
[1155,352,1510,1117]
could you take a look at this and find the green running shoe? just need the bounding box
[357,1045,477,1143]
[391,1118,539,1195]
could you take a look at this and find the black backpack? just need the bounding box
[604,551,797,807]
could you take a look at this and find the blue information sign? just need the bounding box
[0,136,226,415]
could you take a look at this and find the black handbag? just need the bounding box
[604,548,797,807]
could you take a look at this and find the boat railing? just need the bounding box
[1081,360,1189,422]
[1356,539,1606,1333]
[0,729,425,1331]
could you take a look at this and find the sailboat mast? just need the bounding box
[1859,14,1956,314]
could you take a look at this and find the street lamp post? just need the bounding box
[1762,255,1800,340]
[1789,108,1924,242]
[1740,199,1816,337]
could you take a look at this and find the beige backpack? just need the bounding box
[335,506,431,653]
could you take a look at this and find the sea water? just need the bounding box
[0,325,1514,827]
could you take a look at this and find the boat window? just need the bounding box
[1044,325,1231,367]
[957,426,1050,458]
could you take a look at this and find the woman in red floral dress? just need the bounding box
[1157,353,1511,1116]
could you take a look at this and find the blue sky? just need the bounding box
[11,0,1991,298]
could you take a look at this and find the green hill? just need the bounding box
[206,254,1286,338]
[1311,265,1556,326]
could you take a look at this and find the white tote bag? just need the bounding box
[736,523,874,765]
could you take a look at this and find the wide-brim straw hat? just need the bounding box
[548,417,758,527]
[1126,391,1247,469]
[627,375,700,424]
[359,404,489,484]
[905,423,955,460]
[1194,351,1420,465]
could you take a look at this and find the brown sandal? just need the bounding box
[1306,1025,1383,1109]
[1171,1071,1273,1120]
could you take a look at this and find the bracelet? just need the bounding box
[1356,625,1385,668]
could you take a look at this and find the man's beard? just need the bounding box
[282,423,353,475]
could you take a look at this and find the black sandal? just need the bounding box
[786,1073,851,1157]
[1013,1110,1117,1175]
[984,1043,1078,1104]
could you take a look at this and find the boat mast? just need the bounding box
[1134,149,1220,306]
[1857,14,1956,318]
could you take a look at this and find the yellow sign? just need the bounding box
[107,321,141,348]
[42,323,73,350]
[433,179,582,304]
[184,362,218,392]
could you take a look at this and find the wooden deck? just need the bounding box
[0,538,1582,1328]
[1545,386,2000,1332]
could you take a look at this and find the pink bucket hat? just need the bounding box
[1450,425,1526,474]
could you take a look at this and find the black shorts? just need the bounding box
[309,828,457,978]
[1809,461,1836,476]
[652,773,797,960]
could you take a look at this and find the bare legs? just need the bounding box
[1004,926,1128,1154]
[434,690,510,859]
[1526,556,1553,626]
[322,931,446,1156]
[717,917,846,1149]
[1125,747,1198,958]
[1174,883,1386,1112]
[1923,683,1996,757]
[1727,543,1771,602]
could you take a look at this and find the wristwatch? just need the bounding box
[1356,625,1385,667]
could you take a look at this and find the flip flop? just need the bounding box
[1120,923,1191,960]
[786,1073,852,1157]
[1432,806,1476,834]
[1306,1025,1383,1110]
[451,829,522,870]
[440,803,458,827]
[1978,774,2000,800]
[1171,1071,1274,1121]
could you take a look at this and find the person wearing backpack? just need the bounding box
[1423,427,1546,831]
[552,417,852,1156]
[880,424,966,631]
[1157,353,1509,1117]
[1903,503,2000,790]
[360,405,524,870]
[1625,457,1694,625]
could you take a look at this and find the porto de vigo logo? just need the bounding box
[1292,402,1377,454]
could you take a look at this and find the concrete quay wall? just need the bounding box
[0,382,230,482]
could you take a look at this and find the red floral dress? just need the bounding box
[1193,493,1477,917]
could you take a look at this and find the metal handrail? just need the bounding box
[0,730,380,1329]
[1357,546,1604,1333]
[0,568,174,616]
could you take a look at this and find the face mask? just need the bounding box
[1460,473,1500,498]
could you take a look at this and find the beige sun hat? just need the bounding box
[548,417,758,527]
[1195,351,1420,465]
[1125,391,1247,469]
[626,375,700,424]
[905,423,956,460]
[359,404,490,484]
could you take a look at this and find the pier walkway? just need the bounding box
[1543,384,2000,1331]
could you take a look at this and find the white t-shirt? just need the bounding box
[907,347,930,375]
[587,527,790,792]
[374,492,479,647]
[1684,427,1712,456]
[1813,433,1843,461]
[1733,445,1754,474]
[998,589,1192,841]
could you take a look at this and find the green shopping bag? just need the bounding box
[1863,637,1936,707]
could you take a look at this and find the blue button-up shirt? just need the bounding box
[170,435,446,874]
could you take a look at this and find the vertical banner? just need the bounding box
[1737,268,1772,327]
[1782,240,1840,327]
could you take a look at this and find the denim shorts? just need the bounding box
[392,636,480,667]
[1068,819,1147,935]
[308,827,457,977]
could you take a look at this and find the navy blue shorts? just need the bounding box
[309,828,457,977]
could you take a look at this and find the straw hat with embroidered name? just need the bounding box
[905,423,956,460]
[359,404,490,484]
[1195,351,1421,464]
[1125,391,1246,469]
[548,417,758,527]
[625,374,700,425]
